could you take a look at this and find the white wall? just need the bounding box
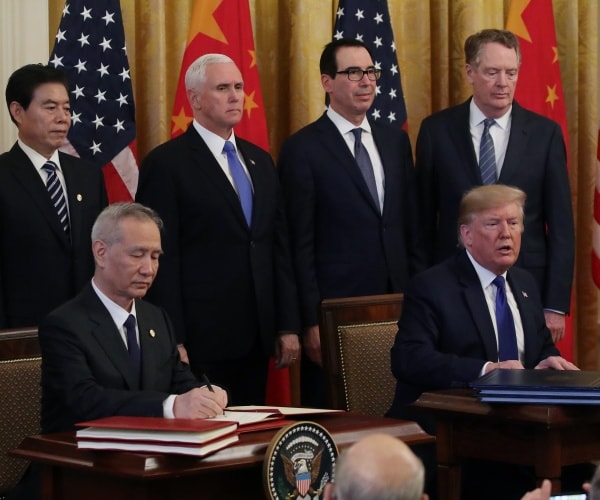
[0,0,49,152]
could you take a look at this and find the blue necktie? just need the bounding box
[124,314,141,377]
[479,118,497,185]
[42,161,70,235]
[223,141,253,226]
[493,276,518,361]
[351,128,380,210]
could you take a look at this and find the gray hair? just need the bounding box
[91,202,163,246]
[184,53,235,90]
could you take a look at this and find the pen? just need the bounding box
[202,373,215,393]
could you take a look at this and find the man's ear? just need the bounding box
[92,240,107,267]
[8,101,23,126]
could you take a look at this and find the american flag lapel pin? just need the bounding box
[522,291,528,298]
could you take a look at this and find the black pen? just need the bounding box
[202,373,215,393]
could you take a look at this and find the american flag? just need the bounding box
[49,0,138,202]
[333,0,408,127]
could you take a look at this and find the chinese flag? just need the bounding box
[506,0,573,361]
[172,0,290,404]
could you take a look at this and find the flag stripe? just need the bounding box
[49,0,138,202]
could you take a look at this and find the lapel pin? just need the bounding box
[149,329,156,338]
[250,159,256,165]
[522,291,528,298]
[77,194,83,201]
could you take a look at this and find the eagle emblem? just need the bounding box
[263,421,338,500]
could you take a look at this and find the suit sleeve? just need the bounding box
[278,139,321,328]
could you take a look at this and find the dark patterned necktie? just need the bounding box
[223,141,253,226]
[351,128,380,210]
[42,161,70,235]
[124,314,141,376]
[493,275,518,361]
[479,118,497,185]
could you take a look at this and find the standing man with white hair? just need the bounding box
[136,54,300,405]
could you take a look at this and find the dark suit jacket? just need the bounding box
[387,251,560,420]
[0,144,107,327]
[39,283,201,433]
[278,113,426,328]
[416,99,574,312]
[136,126,299,364]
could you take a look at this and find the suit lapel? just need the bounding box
[84,286,140,389]
[315,114,381,215]
[457,252,499,360]
[506,270,538,366]
[499,101,528,184]
[452,100,482,185]
[7,144,71,248]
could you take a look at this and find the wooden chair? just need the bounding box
[319,294,403,416]
[0,328,40,499]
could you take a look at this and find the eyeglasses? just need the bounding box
[335,68,381,81]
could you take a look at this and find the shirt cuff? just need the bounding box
[163,394,177,418]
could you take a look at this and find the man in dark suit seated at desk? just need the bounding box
[387,184,579,500]
[9,203,228,500]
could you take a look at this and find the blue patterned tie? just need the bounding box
[352,128,380,210]
[42,161,70,235]
[223,141,253,226]
[493,276,518,361]
[479,118,497,185]
[124,314,141,378]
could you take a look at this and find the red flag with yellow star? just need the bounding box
[171,0,291,404]
[170,0,268,150]
[506,0,573,361]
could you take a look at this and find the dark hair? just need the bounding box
[5,64,69,124]
[464,29,521,67]
[319,38,373,77]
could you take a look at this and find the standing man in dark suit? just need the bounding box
[388,185,577,500]
[416,29,574,342]
[277,39,424,406]
[0,63,108,328]
[136,54,300,406]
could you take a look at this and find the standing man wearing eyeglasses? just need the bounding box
[278,39,425,407]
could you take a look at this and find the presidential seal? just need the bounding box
[263,421,338,500]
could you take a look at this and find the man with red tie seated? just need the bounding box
[387,184,578,500]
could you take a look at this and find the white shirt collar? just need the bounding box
[192,120,238,159]
[91,278,137,329]
[465,250,508,289]
[17,140,62,172]
[469,100,511,131]
[326,106,372,136]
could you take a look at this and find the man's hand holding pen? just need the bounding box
[173,376,228,419]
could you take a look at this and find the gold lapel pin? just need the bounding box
[77,194,83,201]
[149,329,156,338]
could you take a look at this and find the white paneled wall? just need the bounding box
[0,0,49,152]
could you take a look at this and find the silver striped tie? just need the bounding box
[42,161,70,235]
[479,118,497,185]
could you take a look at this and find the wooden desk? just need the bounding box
[12,413,433,499]
[413,389,600,500]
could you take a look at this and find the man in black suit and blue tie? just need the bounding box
[136,54,300,405]
[388,185,578,500]
[278,39,425,406]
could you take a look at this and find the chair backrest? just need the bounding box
[319,294,403,416]
[0,327,41,497]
